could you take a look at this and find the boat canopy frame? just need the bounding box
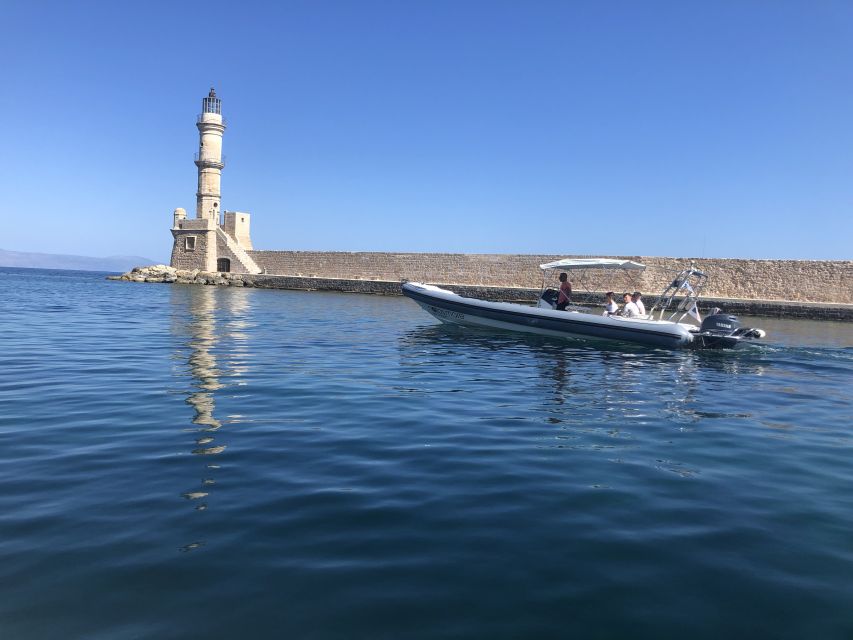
[538,258,646,302]
[539,258,646,271]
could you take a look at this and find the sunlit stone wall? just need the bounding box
[170,222,216,272]
[247,251,852,304]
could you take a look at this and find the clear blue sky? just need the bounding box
[2,0,851,261]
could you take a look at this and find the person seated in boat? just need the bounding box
[556,272,572,311]
[602,291,618,316]
[621,292,641,318]
[632,291,646,316]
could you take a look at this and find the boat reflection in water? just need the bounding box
[170,285,254,550]
[397,324,766,431]
[395,324,771,485]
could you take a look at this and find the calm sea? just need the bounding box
[1,267,852,639]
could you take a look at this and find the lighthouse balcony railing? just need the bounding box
[194,152,226,165]
[197,114,228,126]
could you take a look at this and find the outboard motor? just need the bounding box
[700,312,740,335]
[696,311,765,349]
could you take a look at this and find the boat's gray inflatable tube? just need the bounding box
[402,282,694,349]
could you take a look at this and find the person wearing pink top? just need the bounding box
[556,272,572,311]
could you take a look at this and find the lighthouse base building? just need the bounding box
[170,88,261,275]
[170,208,259,274]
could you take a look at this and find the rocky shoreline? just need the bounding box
[108,265,256,287]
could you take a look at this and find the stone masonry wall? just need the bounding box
[216,233,251,274]
[170,229,213,271]
[248,251,852,304]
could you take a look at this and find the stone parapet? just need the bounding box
[174,218,213,230]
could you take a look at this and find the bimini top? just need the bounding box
[539,258,646,271]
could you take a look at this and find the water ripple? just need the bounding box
[0,268,852,639]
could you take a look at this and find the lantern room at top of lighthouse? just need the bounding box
[202,87,221,115]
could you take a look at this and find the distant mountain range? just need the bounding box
[0,248,158,273]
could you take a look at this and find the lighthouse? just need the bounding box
[170,89,260,274]
[195,88,225,224]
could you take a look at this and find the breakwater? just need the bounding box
[247,251,853,305]
[111,265,853,320]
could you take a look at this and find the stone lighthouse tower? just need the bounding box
[195,88,225,225]
[170,88,260,274]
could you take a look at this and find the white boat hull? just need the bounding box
[402,282,695,349]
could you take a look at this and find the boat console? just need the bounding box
[538,288,559,309]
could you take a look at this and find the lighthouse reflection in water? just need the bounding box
[171,285,253,546]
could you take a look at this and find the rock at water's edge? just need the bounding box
[109,265,249,288]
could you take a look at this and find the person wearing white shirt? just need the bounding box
[621,292,640,318]
[632,291,645,316]
[602,291,618,316]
